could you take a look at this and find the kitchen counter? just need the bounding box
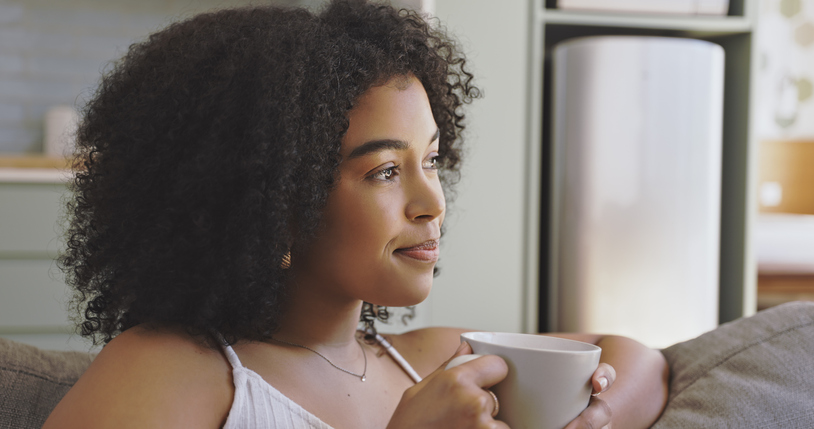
[0,156,71,183]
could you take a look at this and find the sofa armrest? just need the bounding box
[652,301,814,428]
[0,337,95,429]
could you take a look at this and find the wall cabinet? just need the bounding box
[0,175,96,351]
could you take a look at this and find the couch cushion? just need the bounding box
[0,337,95,429]
[652,301,814,428]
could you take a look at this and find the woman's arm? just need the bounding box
[550,333,670,428]
[42,326,233,429]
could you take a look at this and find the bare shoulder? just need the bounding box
[43,325,234,429]
[387,327,474,377]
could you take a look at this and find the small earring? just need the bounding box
[281,251,292,269]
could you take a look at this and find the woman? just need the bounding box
[45,1,668,427]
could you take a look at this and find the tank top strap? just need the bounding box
[215,334,244,369]
[369,331,423,384]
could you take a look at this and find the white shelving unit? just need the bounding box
[525,0,759,331]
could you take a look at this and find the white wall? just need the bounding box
[755,0,814,139]
[422,0,531,333]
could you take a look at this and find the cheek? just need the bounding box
[325,188,402,254]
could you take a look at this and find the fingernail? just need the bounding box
[456,341,468,353]
[591,377,608,397]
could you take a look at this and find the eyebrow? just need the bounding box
[347,128,440,160]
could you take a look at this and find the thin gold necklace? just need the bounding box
[271,337,368,382]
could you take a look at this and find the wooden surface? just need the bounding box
[0,156,71,170]
[757,273,814,311]
[759,140,814,215]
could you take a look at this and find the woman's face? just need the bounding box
[292,75,445,307]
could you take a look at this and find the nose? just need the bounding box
[405,173,445,223]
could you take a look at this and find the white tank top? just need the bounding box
[220,334,422,429]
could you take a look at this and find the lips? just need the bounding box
[394,239,440,262]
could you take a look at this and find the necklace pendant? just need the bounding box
[361,375,366,382]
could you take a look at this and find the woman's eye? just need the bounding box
[423,155,439,170]
[371,166,397,181]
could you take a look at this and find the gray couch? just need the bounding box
[653,300,814,428]
[1,301,813,428]
[0,338,94,428]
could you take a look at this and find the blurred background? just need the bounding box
[0,0,811,351]
[753,0,814,311]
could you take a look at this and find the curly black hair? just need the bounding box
[59,0,478,346]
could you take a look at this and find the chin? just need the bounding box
[374,277,433,308]
[406,286,432,307]
[407,272,434,303]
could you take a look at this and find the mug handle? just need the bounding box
[445,353,484,370]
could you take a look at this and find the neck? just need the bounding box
[275,275,366,349]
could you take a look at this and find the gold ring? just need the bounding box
[486,389,499,418]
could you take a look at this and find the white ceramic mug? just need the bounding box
[446,332,601,429]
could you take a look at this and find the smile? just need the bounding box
[394,239,440,263]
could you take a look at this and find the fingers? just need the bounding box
[455,341,473,357]
[438,342,474,373]
[564,396,612,429]
[397,342,509,429]
[421,342,474,385]
[591,363,616,396]
[425,341,507,389]
[448,354,508,389]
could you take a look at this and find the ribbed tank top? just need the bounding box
[220,334,421,429]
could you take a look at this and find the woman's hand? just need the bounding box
[548,334,669,428]
[564,363,617,429]
[387,342,509,429]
